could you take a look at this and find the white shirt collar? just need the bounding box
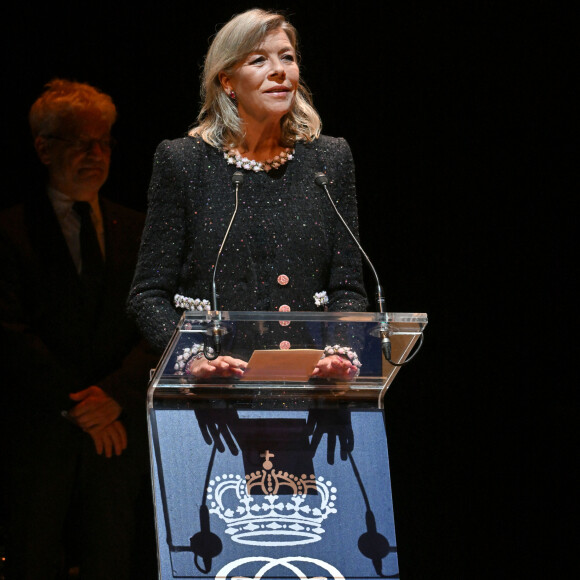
[47,187,102,222]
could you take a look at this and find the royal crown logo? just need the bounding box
[207,450,338,546]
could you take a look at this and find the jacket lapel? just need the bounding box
[26,193,83,299]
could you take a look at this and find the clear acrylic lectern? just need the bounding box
[147,311,427,579]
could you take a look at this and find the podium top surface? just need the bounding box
[147,311,427,407]
[179,309,426,325]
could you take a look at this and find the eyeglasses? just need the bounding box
[45,134,117,153]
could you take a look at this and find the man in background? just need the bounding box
[0,79,157,579]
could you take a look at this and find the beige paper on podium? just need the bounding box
[240,349,324,382]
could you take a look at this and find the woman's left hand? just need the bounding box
[311,355,358,380]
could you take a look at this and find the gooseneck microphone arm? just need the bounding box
[204,170,244,360]
[314,172,422,366]
[314,173,386,314]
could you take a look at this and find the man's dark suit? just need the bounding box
[0,191,157,579]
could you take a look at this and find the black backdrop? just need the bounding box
[2,2,574,577]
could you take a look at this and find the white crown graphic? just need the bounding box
[207,450,338,546]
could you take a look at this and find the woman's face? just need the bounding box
[221,28,299,125]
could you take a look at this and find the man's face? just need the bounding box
[35,110,113,202]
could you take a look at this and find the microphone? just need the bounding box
[314,172,415,366]
[314,173,386,313]
[204,170,244,359]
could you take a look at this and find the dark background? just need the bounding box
[2,2,574,578]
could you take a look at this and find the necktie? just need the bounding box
[73,201,104,305]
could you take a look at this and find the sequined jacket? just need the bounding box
[128,135,368,353]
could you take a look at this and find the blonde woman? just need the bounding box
[129,8,368,379]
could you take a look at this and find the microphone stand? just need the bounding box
[314,173,423,366]
[204,170,244,360]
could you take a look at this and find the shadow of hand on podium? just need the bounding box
[306,408,354,464]
[194,408,240,455]
[194,407,355,466]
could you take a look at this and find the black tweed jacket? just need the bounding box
[128,135,368,353]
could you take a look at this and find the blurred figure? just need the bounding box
[0,79,157,579]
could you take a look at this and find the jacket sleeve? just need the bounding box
[127,140,190,353]
[324,137,369,313]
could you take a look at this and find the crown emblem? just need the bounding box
[207,450,338,546]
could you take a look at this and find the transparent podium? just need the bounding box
[147,311,427,579]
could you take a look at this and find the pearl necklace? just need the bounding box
[224,147,295,173]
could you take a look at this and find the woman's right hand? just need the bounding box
[186,355,248,378]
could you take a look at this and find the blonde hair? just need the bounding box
[29,78,117,138]
[189,8,322,148]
